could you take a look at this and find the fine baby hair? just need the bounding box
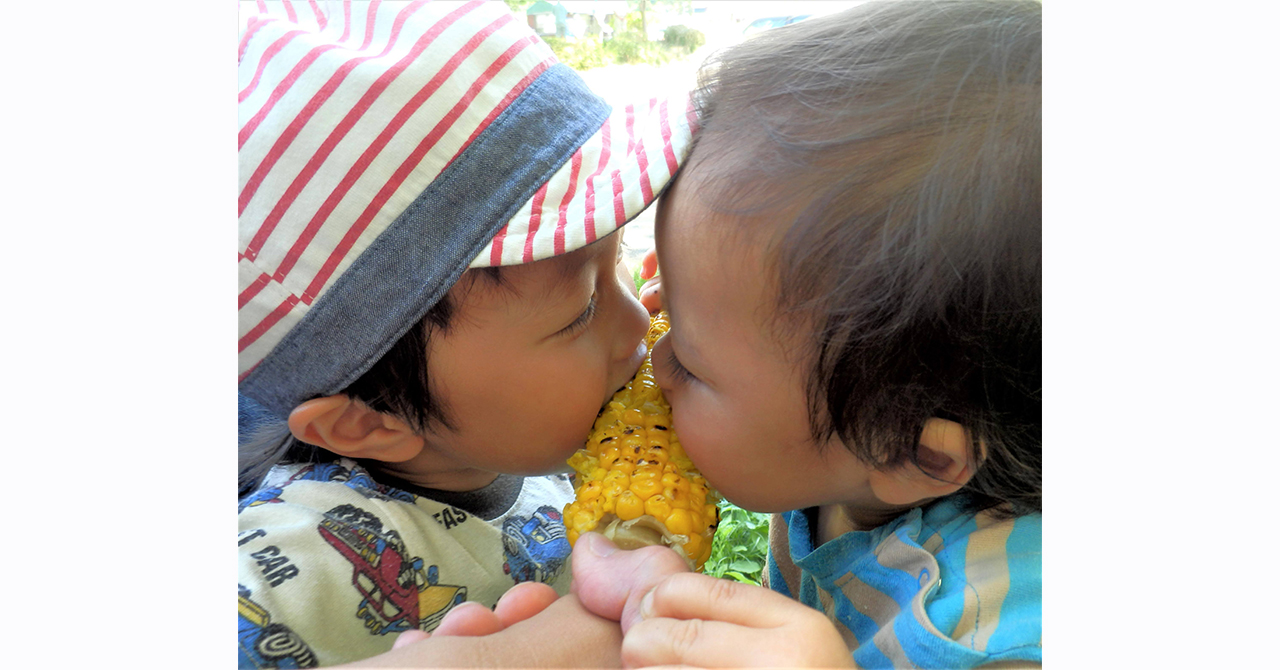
[686,0,1041,515]
[237,1,695,496]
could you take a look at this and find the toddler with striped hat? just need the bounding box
[236,1,693,666]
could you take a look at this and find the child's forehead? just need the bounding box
[457,237,602,307]
[660,192,805,351]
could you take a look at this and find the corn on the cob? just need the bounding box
[563,311,720,571]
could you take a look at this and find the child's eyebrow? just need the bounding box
[533,249,593,306]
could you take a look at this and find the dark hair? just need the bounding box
[238,267,503,496]
[689,0,1041,516]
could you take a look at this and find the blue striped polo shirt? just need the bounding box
[766,495,1042,668]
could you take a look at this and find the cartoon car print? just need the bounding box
[502,506,570,584]
[238,584,317,669]
[319,504,466,635]
[292,463,417,503]
[238,486,284,513]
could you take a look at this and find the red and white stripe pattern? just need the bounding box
[475,93,696,268]
[238,1,695,379]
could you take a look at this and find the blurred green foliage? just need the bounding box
[604,29,669,65]
[704,500,771,584]
[662,24,705,54]
[503,0,703,70]
[542,21,702,69]
[543,35,612,71]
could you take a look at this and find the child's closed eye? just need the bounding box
[558,294,598,337]
[665,347,698,384]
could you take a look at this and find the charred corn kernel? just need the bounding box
[563,312,721,571]
[610,458,636,476]
[578,481,602,502]
[629,475,663,500]
[644,494,673,520]
[644,447,670,467]
[669,489,691,510]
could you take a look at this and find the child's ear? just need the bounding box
[868,418,979,507]
[287,395,424,463]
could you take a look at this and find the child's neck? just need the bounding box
[370,461,500,493]
[816,502,914,544]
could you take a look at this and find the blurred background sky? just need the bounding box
[521,1,871,102]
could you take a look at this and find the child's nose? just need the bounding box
[614,292,651,364]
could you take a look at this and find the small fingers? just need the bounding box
[640,573,802,629]
[621,617,765,669]
[627,574,856,668]
[390,629,429,649]
[431,601,504,637]
[639,248,659,279]
[493,581,559,628]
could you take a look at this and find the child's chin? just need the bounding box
[525,453,580,476]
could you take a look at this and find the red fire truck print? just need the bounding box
[319,504,466,635]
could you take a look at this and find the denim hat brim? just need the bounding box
[237,1,695,420]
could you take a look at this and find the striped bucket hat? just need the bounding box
[238,1,696,425]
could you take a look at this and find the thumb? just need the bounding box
[570,532,690,630]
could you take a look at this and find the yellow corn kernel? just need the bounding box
[644,446,670,467]
[577,481,603,502]
[629,476,663,500]
[668,489,691,510]
[644,494,673,520]
[664,508,693,536]
[615,490,645,520]
[682,530,704,560]
[562,312,722,571]
[631,466,662,483]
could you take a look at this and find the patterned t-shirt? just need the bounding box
[237,459,574,668]
[766,495,1042,668]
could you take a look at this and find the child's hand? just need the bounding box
[340,589,621,668]
[390,581,560,648]
[637,248,663,314]
[571,532,852,668]
[571,532,693,628]
[621,572,856,669]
